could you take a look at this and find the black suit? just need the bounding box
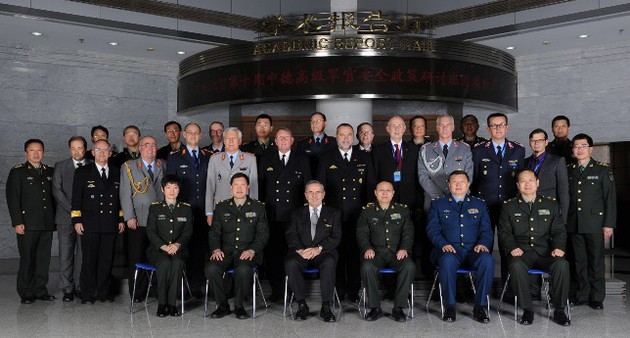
[526,152,569,223]
[71,163,123,299]
[285,205,342,302]
[259,151,311,296]
[296,134,337,177]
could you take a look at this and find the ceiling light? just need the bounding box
[543,40,551,45]
[146,47,155,51]
[109,42,118,46]
[505,46,515,50]
[177,51,186,55]
[578,34,589,39]
[31,32,42,36]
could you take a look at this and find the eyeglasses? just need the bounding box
[94,148,110,153]
[388,124,405,129]
[488,123,508,129]
[359,131,374,135]
[572,144,590,149]
[141,143,157,149]
[529,139,547,144]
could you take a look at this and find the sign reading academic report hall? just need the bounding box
[177,36,517,114]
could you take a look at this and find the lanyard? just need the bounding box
[530,153,547,173]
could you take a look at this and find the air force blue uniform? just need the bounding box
[427,194,494,307]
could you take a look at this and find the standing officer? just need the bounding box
[258,127,311,301]
[357,181,415,322]
[241,113,276,163]
[546,115,574,164]
[157,121,185,160]
[457,115,487,148]
[6,139,56,304]
[426,171,493,323]
[53,136,93,302]
[146,175,193,317]
[498,170,571,326]
[206,127,258,223]
[356,122,374,153]
[409,115,431,147]
[72,139,125,304]
[317,123,375,302]
[418,114,473,211]
[85,125,113,161]
[111,125,141,167]
[166,122,211,297]
[285,180,342,322]
[471,112,525,284]
[120,136,165,302]
[206,173,269,319]
[202,121,225,154]
[567,133,616,309]
[296,112,337,176]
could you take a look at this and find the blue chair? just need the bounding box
[130,263,192,314]
[358,268,414,319]
[498,269,571,321]
[204,266,267,318]
[282,268,342,318]
[426,268,489,318]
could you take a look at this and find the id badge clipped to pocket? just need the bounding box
[393,170,401,182]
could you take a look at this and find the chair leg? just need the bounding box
[514,295,518,321]
[145,271,154,305]
[426,271,439,310]
[256,272,267,309]
[438,283,444,318]
[566,299,571,320]
[252,271,256,318]
[486,295,490,319]
[204,279,209,317]
[181,275,185,315]
[333,287,342,316]
[543,275,551,312]
[130,268,139,314]
[468,272,476,295]
[283,276,289,317]
[409,282,414,318]
[497,273,511,312]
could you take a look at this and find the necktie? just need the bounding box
[496,145,503,162]
[281,154,286,167]
[192,149,199,168]
[101,167,107,180]
[147,164,154,181]
[237,204,242,211]
[527,201,533,211]
[229,155,234,169]
[76,162,83,169]
[442,144,449,158]
[310,207,318,240]
[168,204,174,212]
[315,137,321,144]
[344,152,349,163]
[394,144,402,170]
[579,165,585,174]
[457,201,463,210]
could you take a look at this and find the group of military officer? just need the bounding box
[5,112,616,325]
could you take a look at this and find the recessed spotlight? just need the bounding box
[505,46,515,50]
[177,51,186,55]
[543,40,551,45]
[146,47,155,52]
[109,42,118,46]
[31,32,42,36]
[578,34,589,39]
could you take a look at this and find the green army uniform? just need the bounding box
[6,162,55,299]
[205,197,269,307]
[567,158,616,303]
[357,202,415,309]
[498,195,569,311]
[146,201,193,307]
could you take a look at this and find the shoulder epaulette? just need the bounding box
[596,161,609,167]
[181,202,191,206]
[151,201,161,205]
[508,140,524,147]
[363,202,375,209]
[211,152,222,157]
[14,163,24,168]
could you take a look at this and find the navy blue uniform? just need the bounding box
[426,194,494,307]
[296,134,336,177]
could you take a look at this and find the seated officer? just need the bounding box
[426,171,494,323]
[357,181,415,322]
[498,169,570,326]
[285,180,342,322]
[146,175,193,317]
[205,173,269,319]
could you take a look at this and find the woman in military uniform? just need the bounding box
[146,175,193,317]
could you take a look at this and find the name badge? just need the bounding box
[538,209,551,216]
[245,212,257,218]
[177,217,187,222]
[158,214,166,220]
[393,170,401,182]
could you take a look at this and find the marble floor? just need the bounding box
[0,258,628,338]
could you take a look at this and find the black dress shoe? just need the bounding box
[295,302,310,320]
[234,305,249,319]
[570,298,587,306]
[99,295,114,303]
[443,306,456,322]
[170,304,181,317]
[320,303,336,322]
[553,309,571,326]
[157,304,168,317]
[589,301,604,310]
[364,307,382,321]
[37,294,56,301]
[62,293,74,302]
[81,297,95,305]
[211,302,231,318]
[392,307,407,322]
[519,309,534,325]
[473,306,489,323]
[20,297,34,304]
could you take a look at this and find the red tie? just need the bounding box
[394,144,402,170]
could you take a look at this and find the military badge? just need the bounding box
[390,213,402,220]
[177,217,187,222]
[482,158,491,162]
[538,209,551,215]
[468,208,479,214]
[158,214,166,220]
[245,212,257,218]
[329,165,337,169]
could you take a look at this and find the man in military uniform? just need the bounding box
[356,122,374,153]
[418,114,473,211]
[426,171,493,323]
[205,173,269,319]
[471,112,525,283]
[296,112,337,176]
[546,115,573,164]
[357,181,415,322]
[6,139,56,304]
[120,136,165,302]
[111,125,141,167]
[166,122,211,296]
[202,121,225,154]
[317,123,375,301]
[240,113,276,164]
[72,139,125,304]
[498,170,571,326]
[206,127,258,223]
[567,133,616,310]
[146,175,193,317]
[53,136,93,302]
[157,121,185,160]
[457,115,487,148]
[285,180,342,322]
[258,127,311,301]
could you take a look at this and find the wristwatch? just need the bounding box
[318,245,323,252]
